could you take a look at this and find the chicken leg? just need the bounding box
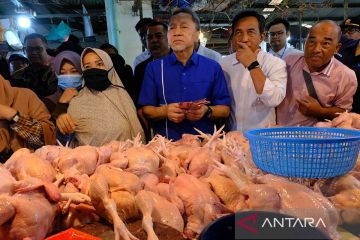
[88,174,138,240]
[135,191,159,240]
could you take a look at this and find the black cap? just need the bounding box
[8,53,29,63]
[341,17,360,30]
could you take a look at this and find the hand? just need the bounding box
[0,104,17,121]
[186,105,207,121]
[166,103,185,123]
[235,42,260,67]
[296,95,323,117]
[56,113,77,134]
[59,88,78,103]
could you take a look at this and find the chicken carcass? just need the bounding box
[0,178,60,240]
[5,151,57,183]
[0,165,16,195]
[206,169,247,212]
[87,164,142,240]
[257,175,340,239]
[173,173,227,238]
[135,190,184,240]
[215,161,340,239]
[57,145,112,189]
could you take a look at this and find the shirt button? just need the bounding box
[182,73,186,76]
[184,87,187,90]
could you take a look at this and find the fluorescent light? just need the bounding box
[263,14,270,19]
[263,8,275,12]
[301,23,312,28]
[269,0,283,6]
[17,16,31,28]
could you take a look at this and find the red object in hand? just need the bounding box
[179,98,210,110]
[46,228,101,240]
[179,101,193,110]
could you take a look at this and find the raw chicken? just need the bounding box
[87,164,142,240]
[57,145,112,188]
[0,193,56,240]
[135,190,184,240]
[206,169,247,211]
[174,173,227,238]
[0,165,16,195]
[5,151,57,183]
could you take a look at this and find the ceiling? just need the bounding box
[0,0,359,53]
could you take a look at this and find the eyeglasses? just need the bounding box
[269,31,285,37]
[25,46,44,53]
[342,27,360,35]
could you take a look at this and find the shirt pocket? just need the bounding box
[189,80,212,100]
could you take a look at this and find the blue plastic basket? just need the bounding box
[244,127,360,178]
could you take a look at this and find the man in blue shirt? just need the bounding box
[138,8,230,140]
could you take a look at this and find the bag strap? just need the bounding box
[302,70,320,103]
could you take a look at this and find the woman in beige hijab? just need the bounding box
[0,75,55,161]
[56,48,144,146]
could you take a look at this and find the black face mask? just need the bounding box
[83,68,112,91]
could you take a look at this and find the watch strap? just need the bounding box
[205,106,213,119]
[10,112,20,124]
[247,60,260,71]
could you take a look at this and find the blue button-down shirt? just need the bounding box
[138,51,230,140]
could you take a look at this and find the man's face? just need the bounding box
[25,38,48,65]
[168,13,199,53]
[9,59,28,75]
[138,25,148,48]
[268,23,288,51]
[342,26,360,40]
[232,16,265,52]
[146,25,168,58]
[304,22,341,72]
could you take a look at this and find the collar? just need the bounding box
[270,44,288,58]
[169,51,199,66]
[304,56,335,77]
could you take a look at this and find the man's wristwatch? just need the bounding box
[247,60,260,71]
[205,106,213,119]
[10,112,20,124]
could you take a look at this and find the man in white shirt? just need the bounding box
[267,18,302,59]
[220,11,287,131]
[195,40,222,62]
[133,18,153,68]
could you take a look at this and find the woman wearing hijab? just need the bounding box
[44,50,82,118]
[56,48,144,146]
[0,75,55,162]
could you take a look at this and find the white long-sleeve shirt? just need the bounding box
[220,51,287,131]
[269,44,302,59]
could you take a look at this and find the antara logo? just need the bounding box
[236,213,326,234]
[262,217,326,228]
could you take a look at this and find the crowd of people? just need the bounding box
[0,8,358,162]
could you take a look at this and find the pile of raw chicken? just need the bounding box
[1,112,360,240]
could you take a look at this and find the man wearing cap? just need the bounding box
[341,17,360,40]
[8,53,29,81]
[12,33,57,100]
[336,17,360,113]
